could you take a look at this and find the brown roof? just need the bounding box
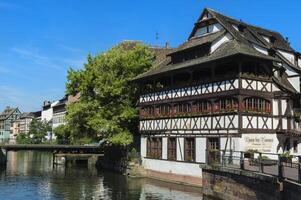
[134,8,299,81]
[0,107,18,120]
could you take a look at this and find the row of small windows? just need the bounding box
[140,98,271,118]
[146,137,195,162]
[143,62,271,92]
[53,116,65,124]
[194,23,223,37]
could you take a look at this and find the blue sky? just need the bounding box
[0,0,300,112]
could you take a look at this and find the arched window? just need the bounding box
[192,101,211,113]
[243,97,271,113]
[214,98,238,112]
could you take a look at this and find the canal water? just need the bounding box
[0,151,214,200]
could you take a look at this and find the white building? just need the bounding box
[134,8,301,185]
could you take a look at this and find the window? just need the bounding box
[243,98,271,113]
[140,106,154,118]
[184,138,195,162]
[194,23,223,37]
[174,103,191,115]
[157,104,171,116]
[293,140,298,153]
[168,137,177,160]
[215,98,238,112]
[147,137,162,159]
[193,101,211,113]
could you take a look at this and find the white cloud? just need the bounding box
[57,44,83,53]
[11,47,64,70]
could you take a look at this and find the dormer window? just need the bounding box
[270,36,276,44]
[201,12,212,20]
[232,24,239,31]
[261,34,276,44]
[262,35,271,43]
[268,49,276,57]
[194,23,223,37]
[238,24,246,32]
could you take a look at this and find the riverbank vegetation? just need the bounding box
[16,119,52,144]
[60,41,154,145]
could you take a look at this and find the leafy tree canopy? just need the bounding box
[28,119,52,144]
[65,41,154,145]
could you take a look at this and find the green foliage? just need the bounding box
[281,151,293,159]
[28,119,52,144]
[53,124,71,144]
[16,133,32,144]
[66,41,154,145]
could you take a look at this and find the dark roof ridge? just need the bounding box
[206,8,282,36]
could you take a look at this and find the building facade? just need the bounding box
[52,97,67,129]
[10,112,34,142]
[134,8,301,183]
[0,106,21,142]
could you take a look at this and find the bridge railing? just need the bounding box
[205,149,301,183]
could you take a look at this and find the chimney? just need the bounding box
[165,42,170,49]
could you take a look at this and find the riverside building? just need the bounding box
[134,8,301,184]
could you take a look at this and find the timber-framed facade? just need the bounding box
[134,8,301,184]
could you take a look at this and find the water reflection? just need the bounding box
[0,151,213,200]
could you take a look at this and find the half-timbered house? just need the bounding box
[134,8,301,183]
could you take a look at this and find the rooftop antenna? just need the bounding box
[156,32,159,46]
[286,37,290,45]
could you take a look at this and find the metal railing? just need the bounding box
[205,149,301,183]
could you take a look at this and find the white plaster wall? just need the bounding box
[298,59,301,68]
[278,50,295,64]
[143,158,202,177]
[195,138,206,163]
[252,44,268,55]
[273,99,279,115]
[162,137,167,159]
[210,33,232,53]
[177,137,184,161]
[272,84,280,92]
[288,76,300,92]
[41,108,53,122]
[141,137,147,157]
[41,101,59,122]
[281,100,287,115]
[220,137,241,151]
[283,118,287,129]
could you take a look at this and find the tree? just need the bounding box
[53,124,71,144]
[66,41,154,145]
[28,119,52,144]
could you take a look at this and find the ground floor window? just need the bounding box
[293,140,298,153]
[184,138,195,162]
[147,137,162,159]
[168,137,177,160]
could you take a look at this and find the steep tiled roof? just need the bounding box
[0,107,18,120]
[134,8,299,81]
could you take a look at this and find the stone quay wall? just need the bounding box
[202,165,301,200]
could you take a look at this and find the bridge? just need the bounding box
[0,144,105,166]
[1,144,104,153]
